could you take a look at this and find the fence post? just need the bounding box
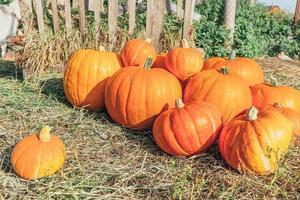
[183,0,195,41]
[146,0,166,51]
[177,0,183,19]
[65,0,72,34]
[128,0,136,35]
[78,0,85,33]
[108,0,118,48]
[94,0,101,26]
[224,0,237,46]
[51,0,59,33]
[294,0,300,32]
[34,0,45,33]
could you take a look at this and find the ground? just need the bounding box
[0,58,299,199]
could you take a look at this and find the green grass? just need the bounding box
[0,60,299,199]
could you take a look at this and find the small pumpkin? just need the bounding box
[251,77,300,113]
[219,106,293,175]
[165,39,204,81]
[152,52,167,69]
[153,99,222,156]
[11,126,66,180]
[202,51,264,86]
[64,47,123,111]
[261,103,300,138]
[121,38,157,67]
[184,67,252,123]
[105,58,182,131]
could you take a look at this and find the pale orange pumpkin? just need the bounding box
[153,99,222,156]
[219,106,293,175]
[152,52,167,69]
[64,48,123,111]
[11,126,66,180]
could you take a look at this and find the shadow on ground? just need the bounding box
[0,60,23,80]
[1,145,13,173]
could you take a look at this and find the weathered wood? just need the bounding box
[177,0,183,19]
[65,0,72,33]
[24,0,33,13]
[128,0,136,34]
[108,0,118,45]
[78,0,85,32]
[224,0,237,44]
[294,0,300,31]
[249,0,256,5]
[146,0,166,51]
[93,0,101,25]
[183,0,195,41]
[34,0,45,33]
[51,0,60,32]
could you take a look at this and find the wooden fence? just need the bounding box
[25,0,200,50]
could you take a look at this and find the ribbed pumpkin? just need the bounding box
[11,126,66,180]
[184,68,252,123]
[121,38,157,67]
[64,48,123,111]
[153,99,222,156]
[165,39,204,81]
[202,51,264,86]
[261,103,300,138]
[105,58,182,131]
[152,52,167,69]
[219,107,293,175]
[251,78,300,113]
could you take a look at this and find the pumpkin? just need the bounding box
[219,106,293,175]
[165,39,204,81]
[121,38,157,67]
[261,103,300,138]
[251,77,300,113]
[202,51,264,86]
[184,67,252,123]
[64,47,123,111]
[153,99,222,156]
[11,126,66,180]
[152,52,167,69]
[105,58,182,130]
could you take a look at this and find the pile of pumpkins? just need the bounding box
[10,38,300,180]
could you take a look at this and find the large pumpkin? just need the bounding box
[184,67,252,123]
[219,106,293,175]
[153,99,222,156]
[11,126,66,180]
[152,52,167,69]
[105,58,182,130]
[121,38,157,67]
[251,78,300,113]
[165,39,204,81]
[202,51,264,86]
[64,48,123,111]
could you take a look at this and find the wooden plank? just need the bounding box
[294,0,300,31]
[25,0,33,13]
[108,0,118,46]
[128,0,136,34]
[78,0,85,32]
[94,0,101,26]
[183,0,195,41]
[51,0,60,33]
[146,0,166,51]
[34,0,45,33]
[65,0,72,33]
[224,0,237,44]
[177,0,183,19]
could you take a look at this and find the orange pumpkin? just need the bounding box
[153,99,222,156]
[121,38,157,67]
[219,106,293,175]
[152,52,167,69]
[105,58,182,131]
[261,103,300,138]
[251,78,300,113]
[11,126,66,180]
[202,51,264,86]
[184,67,252,123]
[64,48,123,111]
[165,39,204,81]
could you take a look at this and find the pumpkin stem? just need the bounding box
[229,50,236,60]
[99,46,105,51]
[144,57,153,69]
[246,106,259,121]
[270,77,278,87]
[220,67,229,75]
[182,39,189,48]
[145,38,152,43]
[39,126,51,142]
[175,99,185,108]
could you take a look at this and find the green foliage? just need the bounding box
[0,0,13,5]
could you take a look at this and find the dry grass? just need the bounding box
[0,58,299,199]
